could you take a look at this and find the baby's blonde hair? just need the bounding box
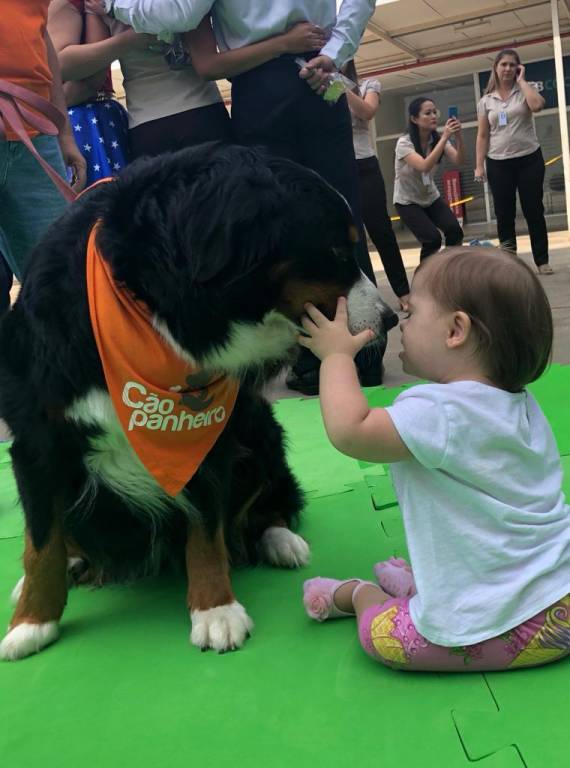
[414,247,553,392]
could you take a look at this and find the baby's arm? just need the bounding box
[299,299,410,464]
[319,353,410,463]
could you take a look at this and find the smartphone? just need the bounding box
[448,106,459,120]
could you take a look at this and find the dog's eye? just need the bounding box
[331,247,352,263]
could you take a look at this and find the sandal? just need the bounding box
[303,577,365,621]
[373,557,417,598]
[537,264,554,275]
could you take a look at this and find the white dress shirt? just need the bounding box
[352,78,381,159]
[110,0,376,66]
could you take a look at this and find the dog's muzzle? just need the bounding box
[346,273,399,342]
[382,309,399,332]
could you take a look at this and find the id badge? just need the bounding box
[498,110,508,127]
[422,172,431,186]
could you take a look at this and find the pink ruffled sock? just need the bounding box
[373,557,417,598]
[303,577,370,622]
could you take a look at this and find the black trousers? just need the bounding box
[231,54,377,377]
[395,197,464,261]
[231,54,374,283]
[486,148,549,267]
[0,252,12,316]
[129,101,232,159]
[357,156,409,297]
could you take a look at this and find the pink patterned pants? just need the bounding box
[358,594,570,671]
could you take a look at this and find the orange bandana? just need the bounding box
[86,223,239,497]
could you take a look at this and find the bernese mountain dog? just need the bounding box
[0,143,398,660]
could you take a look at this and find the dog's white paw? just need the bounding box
[190,601,253,652]
[10,576,25,605]
[0,622,59,661]
[259,527,310,568]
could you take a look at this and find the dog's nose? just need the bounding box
[383,310,399,332]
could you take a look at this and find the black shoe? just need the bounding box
[285,367,320,396]
[355,345,385,388]
[286,360,384,396]
[357,363,385,388]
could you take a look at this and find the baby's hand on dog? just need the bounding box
[298,297,375,360]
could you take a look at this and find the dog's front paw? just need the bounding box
[0,622,59,661]
[259,527,310,568]
[190,601,253,652]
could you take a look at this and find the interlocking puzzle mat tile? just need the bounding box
[369,473,398,511]
[272,397,385,498]
[0,442,20,540]
[527,363,570,456]
[1,365,569,767]
[0,489,496,768]
[453,659,570,767]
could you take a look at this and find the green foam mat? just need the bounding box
[0,442,20,540]
[1,365,569,767]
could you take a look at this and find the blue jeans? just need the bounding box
[0,135,68,280]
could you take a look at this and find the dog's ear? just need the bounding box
[182,161,287,285]
[97,146,295,300]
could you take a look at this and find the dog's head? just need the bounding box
[97,144,398,376]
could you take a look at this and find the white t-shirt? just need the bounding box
[351,78,381,160]
[120,49,222,129]
[106,19,221,130]
[386,381,570,647]
[393,134,441,207]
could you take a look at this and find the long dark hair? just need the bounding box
[408,97,441,159]
[485,49,521,94]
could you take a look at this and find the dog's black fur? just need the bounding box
[0,144,396,654]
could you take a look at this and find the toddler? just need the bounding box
[300,246,570,671]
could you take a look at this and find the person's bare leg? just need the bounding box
[353,583,392,622]
[333,580,392,617]
[329,580,360,613]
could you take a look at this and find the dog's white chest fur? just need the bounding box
[154,311,300,376]
[66,389,189,519]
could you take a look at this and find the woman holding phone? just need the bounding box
[394,97,464,261]
[475,49,552,274]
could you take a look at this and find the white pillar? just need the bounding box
[551,0,570,237]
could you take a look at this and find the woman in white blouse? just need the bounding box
[394,97,465,261]
[475,49,552,275]
[342,60,409,309]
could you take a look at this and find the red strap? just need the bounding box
[0,79,76,203]
[76,175,114,200]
